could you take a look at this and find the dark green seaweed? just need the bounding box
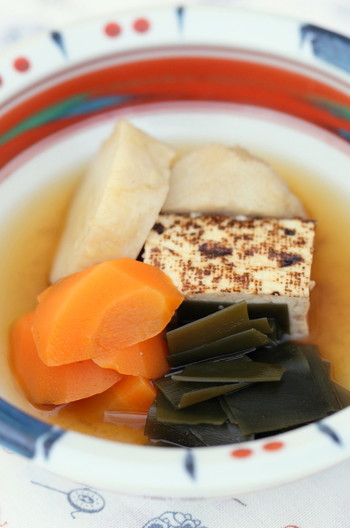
[302,345,340,412]
[166,302,249,354]
[190,422,252,446]
[215,317,273,335]
[171,358,285,383]
[167,329,270,368]
[218,396,237,425]
[175,300,290,335]
[221,343,339,435]
[146,402,251,447]
[145,403,206,447]
[155,393,227,425]
[333,382,350,409]
[247,304,290,336]
[155,376,251,408]
[321,360,350,409]
[146,296,343,448]
[322,360,332,376]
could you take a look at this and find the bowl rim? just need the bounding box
[2,3,350,103]
[1,4,350,497]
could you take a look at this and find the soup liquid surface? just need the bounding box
[2,158,350,443]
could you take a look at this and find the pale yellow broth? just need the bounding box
[1,157,349,443]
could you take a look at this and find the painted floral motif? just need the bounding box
[143,511,207,528]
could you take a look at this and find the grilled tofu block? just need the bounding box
[143,214,316,337]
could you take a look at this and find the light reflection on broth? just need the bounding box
[1,156,350,443]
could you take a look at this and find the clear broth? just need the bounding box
[2,157,350,443]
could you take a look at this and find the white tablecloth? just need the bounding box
[1,1,350,526]
[1,446,350,527]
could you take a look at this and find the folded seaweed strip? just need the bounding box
[167,301,273,354]
[166,301,250,354]
[175,300,290,336]
[155,393,227,425]
[221,344,340,436]
[166,328,271,368]
[145,402,251,447]
[171,357,285,383]
[155,376,252,408]
[145,301,350,448]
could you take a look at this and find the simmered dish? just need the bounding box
[10,120,350,447]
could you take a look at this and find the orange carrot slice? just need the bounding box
[102,376,156,412]
[33,258,183,366]
[11,312,121,405]
[93,332,169,379]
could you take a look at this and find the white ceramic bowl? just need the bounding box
[1,5,350,497]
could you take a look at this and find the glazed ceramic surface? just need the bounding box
[1,5,350,497]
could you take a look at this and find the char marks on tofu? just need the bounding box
[143,214,316,338]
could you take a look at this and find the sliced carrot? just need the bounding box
[93,332,169,379]
[37,266,91,303]
[101,376,156,412]
[33,258,183,366]
[11,312,121,405]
